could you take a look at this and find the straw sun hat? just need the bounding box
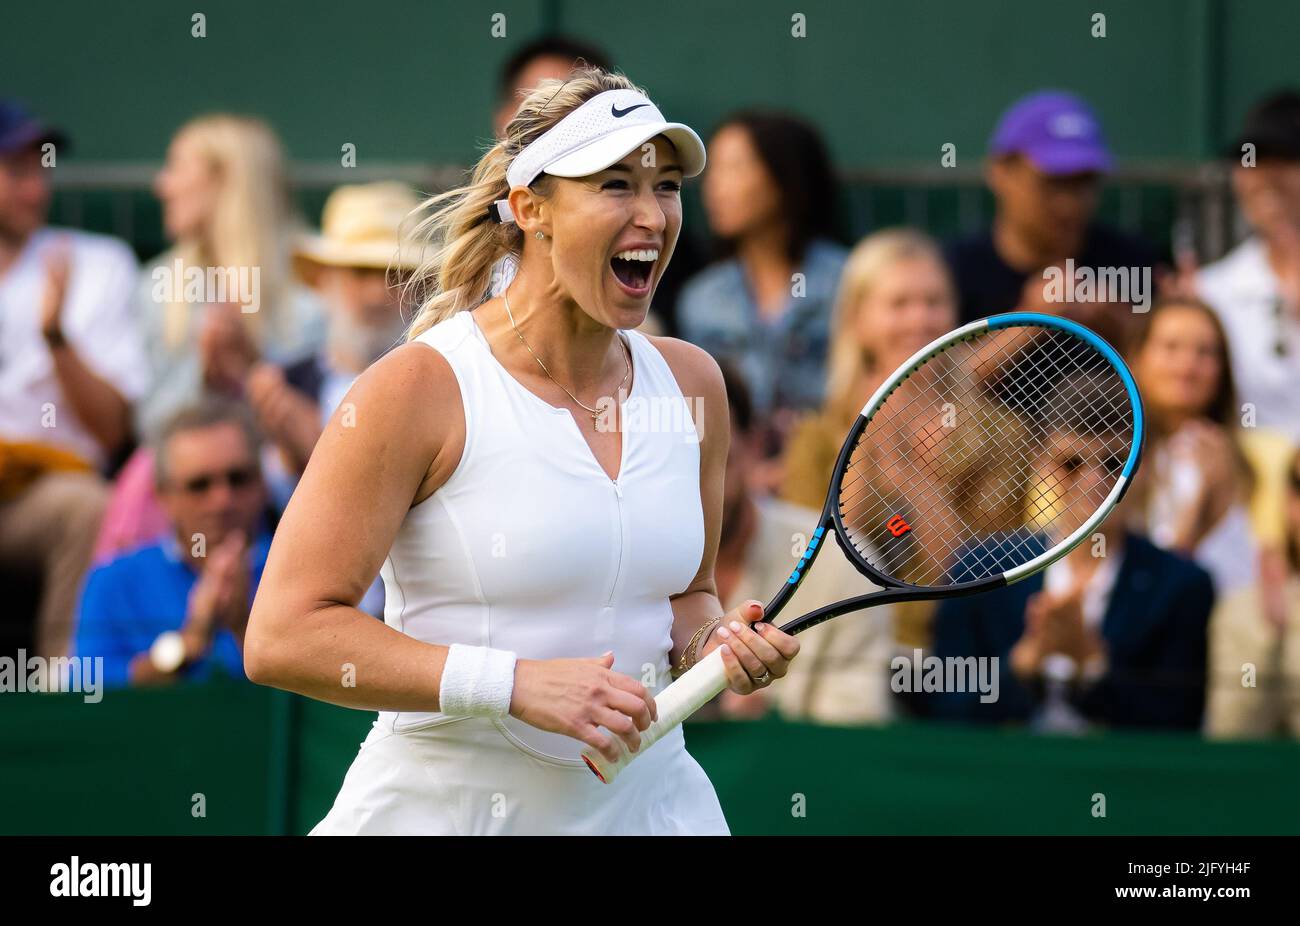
[295,182,424,277]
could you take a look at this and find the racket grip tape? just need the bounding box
[581,646,730,784]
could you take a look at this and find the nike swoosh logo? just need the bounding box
[611,103,650,118]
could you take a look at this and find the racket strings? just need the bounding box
[855,336,1127,580]
[837,325,1134,588]
[850,372,1122,581]
[842,369,1097,535]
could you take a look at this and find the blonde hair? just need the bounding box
[404,67,647,340]
[822,228,952,423]
[164,114,298,348]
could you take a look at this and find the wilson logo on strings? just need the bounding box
[886,514,911,537]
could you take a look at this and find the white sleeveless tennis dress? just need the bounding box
[310,309,730,835]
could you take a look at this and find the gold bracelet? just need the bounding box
[675,617,722,677]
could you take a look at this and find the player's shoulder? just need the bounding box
[409,308,476,355]
[641,335,728,448]
[365,336,458,397]
[347,322,464,436]
[641,334,724,400]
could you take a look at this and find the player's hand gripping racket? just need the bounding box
[582,312,1144,783]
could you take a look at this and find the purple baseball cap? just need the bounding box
[0,100,69,155]
[989,90,1111,175]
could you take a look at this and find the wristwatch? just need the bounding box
[42,326,68,350]
[149,631,188,674]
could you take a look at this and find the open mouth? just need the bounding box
[609,248,659,295]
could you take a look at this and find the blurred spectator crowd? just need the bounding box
[2,35,1298,741]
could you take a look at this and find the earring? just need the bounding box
[534,231,546,240]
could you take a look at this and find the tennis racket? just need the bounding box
[581,311,1145,783]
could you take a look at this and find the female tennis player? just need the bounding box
[244,67,799,835]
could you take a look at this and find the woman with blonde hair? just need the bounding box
[779,229,956,653]
[135,113,325,438]
[780,228,956,503]
[92,116,326,560]
[245,67,798,835]
[92,115,326,561]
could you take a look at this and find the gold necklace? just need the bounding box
[503,290,631,431]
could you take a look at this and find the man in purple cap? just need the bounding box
[0,100,148,658]
[944,90,1159,327]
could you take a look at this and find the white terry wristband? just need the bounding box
[439,644,518,718]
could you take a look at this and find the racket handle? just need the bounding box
[581,646,729,784]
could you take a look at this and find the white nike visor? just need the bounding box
[490,88,706,224]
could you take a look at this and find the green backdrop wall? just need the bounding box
[3,0,1298,168]
[2,681,1298,835]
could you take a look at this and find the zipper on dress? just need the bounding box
[604,480,624,608]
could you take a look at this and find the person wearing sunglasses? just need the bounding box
[72,398,270,688]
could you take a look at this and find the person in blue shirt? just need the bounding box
[676,111,847,480]
[74,398,272,688]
